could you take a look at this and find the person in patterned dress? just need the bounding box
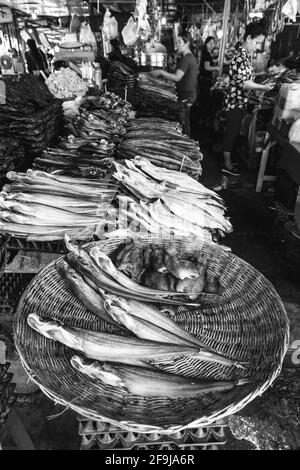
[222,22,274,176]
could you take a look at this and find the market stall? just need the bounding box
[0,0,297,452]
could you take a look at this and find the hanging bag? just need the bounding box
[122,16,139,46]
[103,9,118,40]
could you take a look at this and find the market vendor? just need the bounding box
[25,39,50,81]
[222,22,275,176]
[198,36,220,125]
[150,31,197,136]
[108,39,138,73]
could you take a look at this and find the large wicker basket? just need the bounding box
[13,236,290,433]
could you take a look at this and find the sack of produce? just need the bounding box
[46,68,88,99]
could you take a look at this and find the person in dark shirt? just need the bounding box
[198,36,220,125]
[108,39,123,62]
[108,39,138,73]
[150,31,197,136]
[25,39,49,81]
[199,36,219,80]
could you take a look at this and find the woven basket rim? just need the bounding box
[14,235,290,432]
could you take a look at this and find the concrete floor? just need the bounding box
[1,126,300,450]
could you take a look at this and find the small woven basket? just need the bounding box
[13,235,289,433]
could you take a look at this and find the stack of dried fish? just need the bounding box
[137,73,177,101]
[26,238,247,398]
[114,73,181,122]
[0,170,117,241]
[117,118,202,177]
[33,92,134,178]
[261,0,286,39]
[250,67,300,107]
[113,239,222,300]
[0,75,63,157]
[0,138,25,182]
[80,93,134,124]
[66,108,127,144]
[33,141,115,179]
[112,158,232,241]
[284,55,300,72]
[107,61,137,89]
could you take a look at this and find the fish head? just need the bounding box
[89,247,116,275]
[27,313,62,340]
[64,235,81,256]
[66,252,90,272]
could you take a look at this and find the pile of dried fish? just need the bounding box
[0,138,25,181]
[62,237,226,306]
[262,0,286,39]
[33,140,115,178]
[114,240,222,300]
[25,237,247,398]
[80,93,134,124]
[0,75,63,156]
[107,61,137,89]
[117,118,202,177]
[284,56,300,72]
[250,68,300,107]
[113,158,232,240]
[112,74,181,122]
[33,92,134,178]
[0,170,117,241]
[137,73,178,101]
[66,108,127,144]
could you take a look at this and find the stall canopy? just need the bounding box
[0,1,90,17]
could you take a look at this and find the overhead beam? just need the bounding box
[89,0,133,3]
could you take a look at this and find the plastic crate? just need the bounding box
[0,273,35,315]
[77,417,228,450]
[5,238,66,255]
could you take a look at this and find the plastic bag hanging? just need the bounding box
[134,0,147,19]
[70,14,81,33]
[122,16,139,46]
[80,21,97,45]
[282,0,298,21]
[103,8,118,40]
